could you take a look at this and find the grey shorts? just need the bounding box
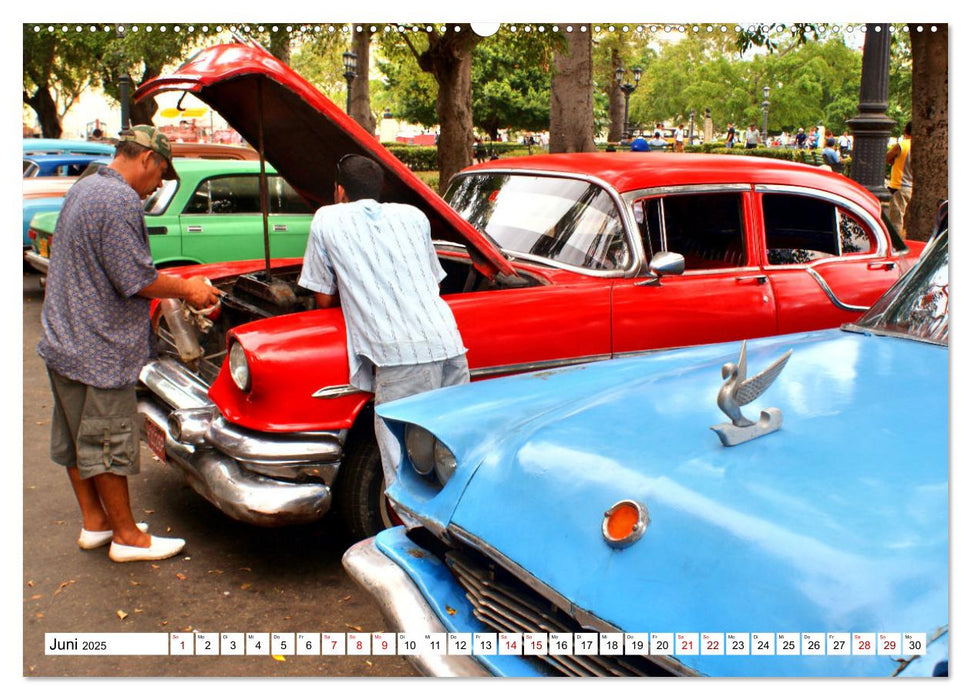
[373,354,470,487]
[46,367,140,479]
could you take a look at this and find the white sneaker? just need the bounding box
[78,522,149,550]
[108,535,186,562]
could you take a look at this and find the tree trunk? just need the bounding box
[417,27,481,194]
[351,29,376,136]
[550,25,596,153]
[906,24,948,241]
[269,31,291,65]
[608,47,625,143]
[24,88,62,138]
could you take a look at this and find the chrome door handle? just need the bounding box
[272,224,288,232]
[868,261,897,270]
[735,275,768,285]
[186,225,203,232]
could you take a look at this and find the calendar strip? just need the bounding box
[45,632,927,657]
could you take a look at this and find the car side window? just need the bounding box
[763,194,877,264]
[635,193,746,271]
[184,175,311,215]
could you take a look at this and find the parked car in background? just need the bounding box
[21,142,258,258]
[22,138,114,156]
[25,158,313,274]
[23,153,108,178]
[346,226,949,678]
[124,43,927,542]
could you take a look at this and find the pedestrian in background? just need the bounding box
[886,122,913,238]
[795,127,807,149]
[744,124,760,149]
[725,123,736,148]
[38,126,219,562]
[822,137,844,173]
[674,124,685,152]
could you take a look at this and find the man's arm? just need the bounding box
[886,143,901,165]
[139,274,220,308]
[314,291,339,308]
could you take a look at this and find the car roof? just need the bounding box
[169,158,279,175]
[23,138,115,155]
[461,152,881,215]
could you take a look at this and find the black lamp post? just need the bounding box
[342,50,358,114]
[688,108,696,146]
[615,65,642,140]
[847,24,895,203]
[761,86,770,145]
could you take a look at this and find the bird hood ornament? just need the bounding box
[711,340,792,446]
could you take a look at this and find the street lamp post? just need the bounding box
[614,65,642,140]
[688,109,695,146]
[761,86,770,145]
[343,50,358,115]
[847,23,895,203]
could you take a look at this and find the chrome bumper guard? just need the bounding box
[24,250,49,275]
[138,358,343,527]
[342,538,490,677]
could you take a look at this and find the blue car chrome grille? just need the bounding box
[444,549,670,677]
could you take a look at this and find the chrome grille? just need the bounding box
[445,549,670,677]
[156,324,225,386]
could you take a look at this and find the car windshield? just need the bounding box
[849,230,948,345]
[445,172,631,271]
[144,180,179,215]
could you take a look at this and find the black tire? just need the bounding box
[333,430,394,542]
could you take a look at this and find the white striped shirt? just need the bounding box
[299,199,466,392]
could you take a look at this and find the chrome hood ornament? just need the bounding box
[711,340,792,446]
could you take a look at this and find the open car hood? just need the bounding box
[133,42,513,279]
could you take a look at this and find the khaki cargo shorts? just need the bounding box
[46,368,140,479]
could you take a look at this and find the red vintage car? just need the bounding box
[132,43,924,539]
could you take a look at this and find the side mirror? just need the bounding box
[636,251,685,286]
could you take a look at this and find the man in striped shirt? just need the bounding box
[298,155,469,488]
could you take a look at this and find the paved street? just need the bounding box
[21,271,415,678]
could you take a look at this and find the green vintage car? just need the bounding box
[25,158,313,273]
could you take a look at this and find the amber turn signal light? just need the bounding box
[602,500,649,549]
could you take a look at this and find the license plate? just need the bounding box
[145,417,167,463]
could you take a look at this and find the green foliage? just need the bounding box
[472,32,553,138]
[626,32,865,135]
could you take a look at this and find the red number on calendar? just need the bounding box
[858,640,871,650]
[682,640,693,650]
[884,640,896,651]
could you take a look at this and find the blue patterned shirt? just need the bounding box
[38,167,159,388]
[299,199,466,392]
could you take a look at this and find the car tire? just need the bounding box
[334,430,395,542]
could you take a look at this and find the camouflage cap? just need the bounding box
[118,125,178,180]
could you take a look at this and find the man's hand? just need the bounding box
[183,276,221,309]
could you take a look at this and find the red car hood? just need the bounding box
[133,42,513,279]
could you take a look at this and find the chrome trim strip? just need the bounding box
[469,354,612,380]
[342,538,491,677]
[311,384,363,399]
[621,183,752,202]
[841,324,948,347]
[138,397,331,526]
[447,524,697,677]
[449,169,640,278]
[805,268,869,312]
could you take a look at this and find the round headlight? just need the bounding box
[433,440,457,485]
[228,341,251,392]
[404,424,436,476]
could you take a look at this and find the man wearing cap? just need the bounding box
[38,125,219,562]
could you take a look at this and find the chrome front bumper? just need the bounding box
[24,250,49,275]
[342,537,490,677]
[138,358,343,527]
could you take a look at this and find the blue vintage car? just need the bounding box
[344,229,949,677]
